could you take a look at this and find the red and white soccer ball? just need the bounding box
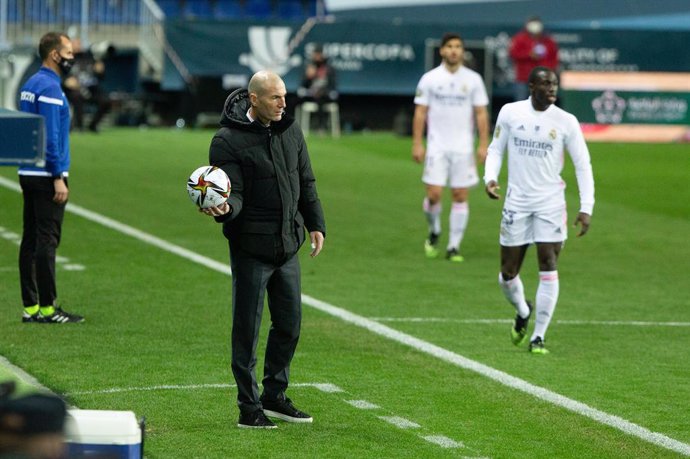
[186,166,231,209]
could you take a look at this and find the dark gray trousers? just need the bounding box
[228,243,302,414]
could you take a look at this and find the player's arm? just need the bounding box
[474,105,489,164]
[412,104,428,163]
[37,89,69,203]
[565,116,595,236]
[208,134,242,221]
[484,110,509,200]
[296,130,326,240]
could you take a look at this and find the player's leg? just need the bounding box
[228,244,273,422]
[261,254,312,423]
[447,153,479,261]
[498,208,534,344]
[528,206,567,353]
[528,242,561,353]
[422,184,443,258]
[500,244,533,345]
[18,179,40,322]
[447,187,469,262]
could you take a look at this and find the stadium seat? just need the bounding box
[214,0,243,19]
[276,0,306,20]
[90,0,124,25]
[156,0,181,18]
[27,0,58,23]
[6,0,21,22]
[244,0,273,18]
[296,101,340,138]
[182,0,214,19]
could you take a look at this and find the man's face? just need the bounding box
[440,38,464,66]
[251,78,287,125]
[529,70,558,109]
[54,36,74,62]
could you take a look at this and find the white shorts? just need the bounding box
[499,204,568,246]
[422,150,479,189]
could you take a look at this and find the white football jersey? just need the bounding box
[484,99,595,214]
[414,65,489,154]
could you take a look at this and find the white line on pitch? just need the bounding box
[421,435,464,449]
[370,317,690,327]
[1,175,688,457]
[378,416,420,429]
[346,400,380,410]
[66,382,343,396]
[0,226,85,271]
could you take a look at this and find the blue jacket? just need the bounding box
[18,66,71,178]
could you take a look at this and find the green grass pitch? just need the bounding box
[1,129,689,458]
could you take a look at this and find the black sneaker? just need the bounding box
[237,410,277,429]
[529,336,549,355]
[262,397,313,423]
[38,307,85,324]
[21,311,40,323]
[511,300,532,346]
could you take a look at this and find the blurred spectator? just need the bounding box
[509,16,558,101]
[62,38,112,133]
[297,44,338,131]
[0,381,68,459]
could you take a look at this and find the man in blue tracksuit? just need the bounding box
[18,32,84,323]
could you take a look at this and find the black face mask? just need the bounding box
[57,54,75,75]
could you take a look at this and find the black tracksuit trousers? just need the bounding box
[18,176,66,307]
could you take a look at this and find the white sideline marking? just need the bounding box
[371,317,690,327]
[379,416,420,429]
[0,226,86,271]
[66,382,341,396]
[421,435,463,449]
[2,175,689,456]
[346,400,380,410]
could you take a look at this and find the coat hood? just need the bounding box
[219,87,294,133]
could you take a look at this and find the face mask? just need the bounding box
[526,21,544,35]
[57,54,75,75]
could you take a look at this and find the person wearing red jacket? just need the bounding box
[509,16,559,101]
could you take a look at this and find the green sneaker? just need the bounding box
[424,232,440,258]
[529,337,549,354]
[445,248,464,263]
[511,300,532,346]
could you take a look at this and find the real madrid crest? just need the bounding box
[549,129,557,140]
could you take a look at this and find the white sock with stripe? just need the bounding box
[423,198,442,236]
[531,271,559,341]
[447,201,468,250]
[499,273,530,319]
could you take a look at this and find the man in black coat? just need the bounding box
[203,70,325,429]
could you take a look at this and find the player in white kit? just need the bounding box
[484,67,594,354]
[412,33,490,262]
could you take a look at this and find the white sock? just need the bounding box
[447,201,469,250]
[423,198,442,235]
[531,271,559,341]
[499,273,530,318]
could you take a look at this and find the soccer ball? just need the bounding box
[186,166,231,209]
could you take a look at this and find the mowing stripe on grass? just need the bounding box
[371,317,690,327]
[2,176,689,456]
[0,355,62,399]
